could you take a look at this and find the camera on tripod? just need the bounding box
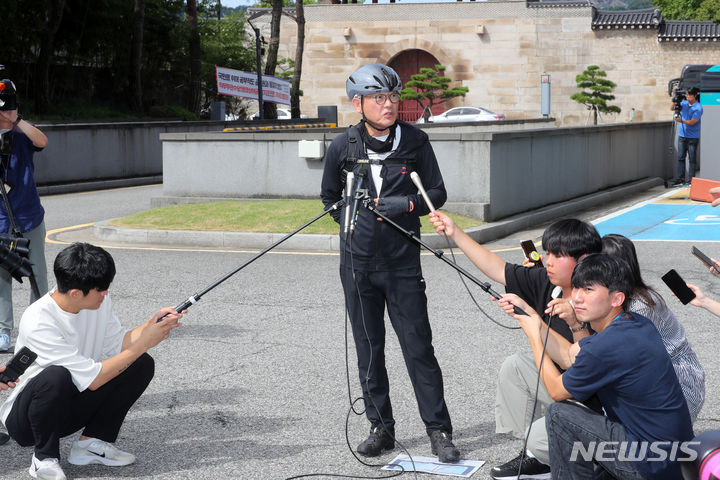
[672,89,686,117]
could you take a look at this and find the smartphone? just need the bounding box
[661,269,696,305]
[0,346,37,384]
[521,240,543,268]
[691,246,714,268]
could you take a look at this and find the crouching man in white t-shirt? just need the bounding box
[0,242,183,480]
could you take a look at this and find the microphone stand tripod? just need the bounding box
[161,199,345,319]
[361,197,528,316]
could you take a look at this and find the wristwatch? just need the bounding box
[13,114,22,127]
[570,322,587,333]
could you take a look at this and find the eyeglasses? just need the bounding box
[370,93,401,105]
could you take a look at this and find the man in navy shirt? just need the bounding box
[0,79,49,353]
[672,86,703,185]
[498,254,693,480]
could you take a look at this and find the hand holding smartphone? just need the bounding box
[521,240,543,268]
[691,246,713,268]
[661,269,696,305]
[0,346,37,384]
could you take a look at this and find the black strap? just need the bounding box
[0,153,21,238]
[353,157,415,166]
[341,125,361,186]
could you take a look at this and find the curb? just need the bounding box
[93,177,663,251]
[38,176,163,196]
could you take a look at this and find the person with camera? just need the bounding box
[0,243,183,480]
[320,64,460,463]
[671,86,703,186]
[0,79,50,353]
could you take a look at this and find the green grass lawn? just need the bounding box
[109,199,484,235]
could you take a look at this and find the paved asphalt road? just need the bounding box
[1,184,719,479]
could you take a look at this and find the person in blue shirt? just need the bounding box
[0,79,49,352]
[498,254,694,480]
[672,86,703,185]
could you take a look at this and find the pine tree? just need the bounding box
[400,65,469,122]
[570,65,621,125]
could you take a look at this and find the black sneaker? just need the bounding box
[490,452,551,479]
[672,178,685,187]
[356,425,394,457]
[429,430,460,463]
[0,432,9,446]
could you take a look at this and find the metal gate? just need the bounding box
[389,49,446,123]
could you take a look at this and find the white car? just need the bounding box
[249,108,307,120]
[423,106,505,123]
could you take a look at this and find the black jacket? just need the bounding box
[320,121,447,270]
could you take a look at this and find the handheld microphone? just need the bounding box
[343,171,354,234]
[349,169,367,235]
[551,286,562,299]
[409,171,436,212]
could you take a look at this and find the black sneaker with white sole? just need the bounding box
[490,452,551,480]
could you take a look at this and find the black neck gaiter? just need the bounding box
[359,121,397,153]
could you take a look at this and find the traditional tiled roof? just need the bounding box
[659,20,720,42]
[527,0,592,9]
[589,6,720,42]
[591,7,661,30]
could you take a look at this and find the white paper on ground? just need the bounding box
[382,454,485,477]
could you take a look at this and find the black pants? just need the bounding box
[341,265,452,435]
[6,353,154,460]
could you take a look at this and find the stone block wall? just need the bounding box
[253,1,720,126]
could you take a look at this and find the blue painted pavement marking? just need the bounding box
[594,190,720,242]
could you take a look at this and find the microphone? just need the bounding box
[410,171,436,212]
[343,171,354,234]
[349,169,368,235]
[551,286,562,299]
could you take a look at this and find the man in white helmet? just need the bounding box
[321,63,459,463]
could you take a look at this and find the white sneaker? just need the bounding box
[29,454,66,480]
[67,438,135,466]
[0,334,11,352]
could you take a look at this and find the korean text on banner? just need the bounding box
[216,66,290,106]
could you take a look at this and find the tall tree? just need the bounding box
[400,65,469,122]
[290,0,304,119]
[129,0,145,112]
[653,0,702,19]
[570,65,621,125]
[35,0,66,114]
[282,1,305,119]
[187,0,202,116]
[262,0,283,119]
[697,0,720,21]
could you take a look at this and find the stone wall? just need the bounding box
[160,121,671,221]
[254,1,720,126]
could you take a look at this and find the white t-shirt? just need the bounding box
[0,290,127,425]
